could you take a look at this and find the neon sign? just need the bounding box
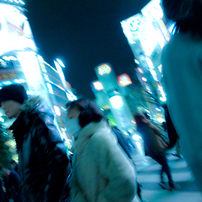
[98,64,112,76]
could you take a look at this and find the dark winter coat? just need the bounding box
[163,105,179,149]
[9,97,70,202]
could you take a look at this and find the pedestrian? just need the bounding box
[161,0,202,191]
[134,113,178,190]
[66,98,139,202]
[162,104,181,158]
[0,167,22,202]
[0,84,71,202]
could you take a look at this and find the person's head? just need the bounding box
[134,113,150,126]
[0,84,28,119]
[66,99,103,128]
[162,0,194,21]
[162,0,202,37]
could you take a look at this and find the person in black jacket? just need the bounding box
[0,167,22,202]
[0,84,70,202]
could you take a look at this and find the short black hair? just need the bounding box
[0,84,28,105]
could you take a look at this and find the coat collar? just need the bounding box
[73,120,111,154]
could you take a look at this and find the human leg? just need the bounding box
[150,152,175,188]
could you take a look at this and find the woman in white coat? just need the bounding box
[161,0,202,191]
[66,99,139,202]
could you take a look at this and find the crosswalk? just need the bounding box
[131,149,202,202]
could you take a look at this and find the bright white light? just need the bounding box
[145,109,150,113]
[135,141,144,155]
[132,134,142,141]
[145,84,152,94]
[26,90,35,95]
[17,51,39,85]
[158,84,166,101]
[145,57,154,69]
[54,60,76,102]
[56,58,65,68]
[54,105,61,116]
[137,67,144,74]
[157,117,165,123]
[3,81,12,85]
[2,56,17,61]
[134,59,140,64]
[46,83,54,94]
[93,81,104,91]
[14,79,25,84]
[142,77,147,82]
[67,90,77,100]
[109,95,123,109]
[43,74,50,82]
[168,23,175,34]
[158,64,162,72]
[19,0,25,5]
[66,93,74,101]
[160,97,166,102]
[150,69,158,81]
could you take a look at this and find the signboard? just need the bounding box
[0,3,37,56]
[117,73,132,87]
[121,14,142,44]
[0,69,18,80]
[98,64,112,75]
[95,63,118,94]
[92,81,104,91]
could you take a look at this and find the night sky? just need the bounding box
[25,0,149,99]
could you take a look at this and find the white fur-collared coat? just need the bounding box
[70,120,139,202]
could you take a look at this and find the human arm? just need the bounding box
[35,115,70,201]
[92,133,137,202]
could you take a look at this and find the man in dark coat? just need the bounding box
[0,84,70,202]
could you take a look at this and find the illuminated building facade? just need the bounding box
[0,1,76,141]
[93,63,135,132]
[121,0,174,123]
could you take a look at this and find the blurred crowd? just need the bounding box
[1,0,202,201]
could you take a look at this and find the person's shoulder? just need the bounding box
[90,126,116,146]
[10,170,20,180]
